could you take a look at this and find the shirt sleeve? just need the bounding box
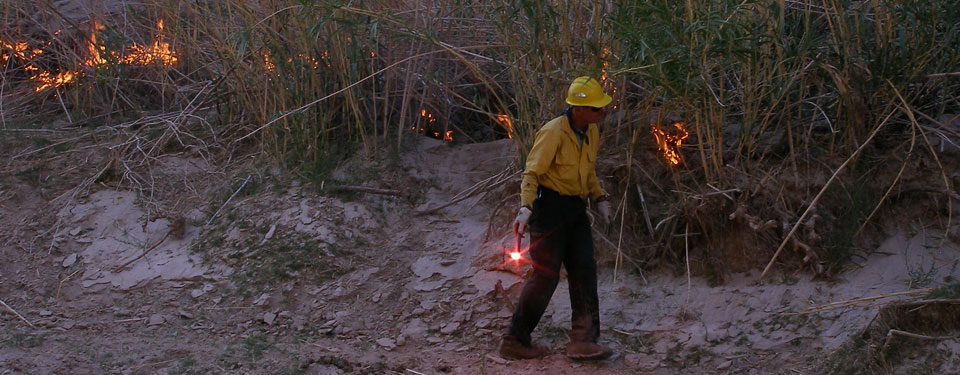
[587,126,605,201]
[520,126,561,207]
[587,165,605,201]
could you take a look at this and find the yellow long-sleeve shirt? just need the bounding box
[520,114,605,208]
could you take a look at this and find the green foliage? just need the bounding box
[2,331,45,349]
[926,282,960,299]
[824,333,872,375]
[822,177,876,272]
[231,231,345,296]
[216,332,273,370]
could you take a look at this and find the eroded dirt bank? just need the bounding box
[2,138,959,375]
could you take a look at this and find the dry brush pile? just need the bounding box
[2,1,959,283]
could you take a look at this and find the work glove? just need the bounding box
[597,200,612,224]
[514,206,532,236]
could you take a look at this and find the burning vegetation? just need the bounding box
[1,20,177,93]
[651,122,689,166]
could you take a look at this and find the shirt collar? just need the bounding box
[563,107,589,145]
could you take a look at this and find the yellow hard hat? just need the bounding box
[565,76,612,108]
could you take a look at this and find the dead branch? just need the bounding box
[205,174,251,226]
[760,109,899,280]
[881,329,960,358]
[326,185,407,197]
[0,299,35,328]
[783,288,935,316]
[636,185,654,236]
[113,230,172,272]
[493,280,515,312]
[595,229,648,284]
[418,167,519,215]
[728,205,778,232]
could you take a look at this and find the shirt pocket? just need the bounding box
[554,145,580,178]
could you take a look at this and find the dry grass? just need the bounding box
[1,0,958,278]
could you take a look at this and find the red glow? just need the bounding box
[497,235,541,274]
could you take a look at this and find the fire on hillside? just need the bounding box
[0,20,177,92]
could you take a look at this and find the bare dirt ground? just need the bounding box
[2,135,960,375]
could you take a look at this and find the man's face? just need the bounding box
[574,105,607,124]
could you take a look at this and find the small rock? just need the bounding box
[402,318,428,339]
[452,310,470,323]
[427,336,443,344]
[39,310,54,317]
[376,338,397,350]
[484,354,509,365]
[278,311,292,319]
[292,316,306,331]
[461,286,479,295]
[190,289,205,298]
[62,254,77,268]
[60,319,76,329]
[441,322,460,334]
[474,319,491,329]
[263,312,277,325]
[148,314,165,326]
[260,224,276,245]
[419,300,437,311]
[253,293,270,306]
[69,227,81,236]
[178,309,194,319]
[624,353,660,371]
[717,360,733,370]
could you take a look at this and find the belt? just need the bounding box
[537,186,586,201]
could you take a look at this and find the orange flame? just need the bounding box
[652,122,689,166]
[262,51,327,74]
[420,109,436,123]
[1,20,177,92]
[120,20,177,66]
[444,130,453,142]
[496,113,513,139]
[599,47,618,110]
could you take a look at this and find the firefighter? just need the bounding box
[499,76,614,361]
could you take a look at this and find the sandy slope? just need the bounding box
[1,137,959,375]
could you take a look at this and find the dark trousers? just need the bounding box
[507,188,600,346]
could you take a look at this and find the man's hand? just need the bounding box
[514,207,532,236]
[597,200,612,224]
